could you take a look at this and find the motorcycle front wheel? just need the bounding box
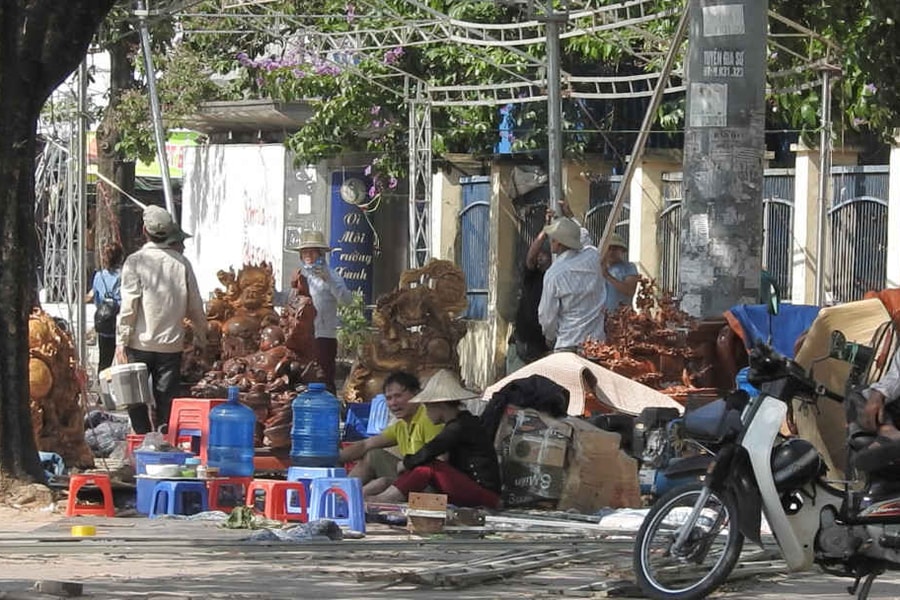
[633,482,744,600]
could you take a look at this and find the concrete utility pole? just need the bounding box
[679,0,768,318]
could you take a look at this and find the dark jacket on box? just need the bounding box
[403,411,502,493]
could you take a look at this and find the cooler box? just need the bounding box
[99,363,153,410]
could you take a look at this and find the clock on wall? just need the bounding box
[339,177,368,205]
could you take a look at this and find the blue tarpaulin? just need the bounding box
[724,303,822,358]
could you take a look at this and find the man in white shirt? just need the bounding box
[538,217,607,352]
[862,346,900,436]
[115,206,207,433]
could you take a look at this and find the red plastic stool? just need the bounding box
[207,476,253,514]
[166,398,225,462]
[245,479,308,523]
[66,473,115,517]
[125,434,145,464]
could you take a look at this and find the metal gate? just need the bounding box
[762,169,794,301]
[459,176,491,319]
[584,175,628,246]
[658,172,683,295]
[828,166,889,304]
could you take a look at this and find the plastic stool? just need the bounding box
[66,473,115,517]
[245,480,308,523]
[286,467,347,516]
[148,480,209,518]
[308,477,365,533]
[207,476,253,513]
[166,398,226,461]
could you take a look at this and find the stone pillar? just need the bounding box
[790,143,820,305]
[888,131,900,288]
[679,0,768,318]
[629,152,682,282]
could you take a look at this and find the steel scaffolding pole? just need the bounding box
[136,1,175,214]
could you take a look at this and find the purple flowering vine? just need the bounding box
[383,47,404,65]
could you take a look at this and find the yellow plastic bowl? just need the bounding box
[71,525,96,537]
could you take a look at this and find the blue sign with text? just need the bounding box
[329,172,375,304]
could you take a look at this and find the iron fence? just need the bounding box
[828,166,889,304]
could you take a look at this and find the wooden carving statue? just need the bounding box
[28,309,94,468]
[343,259,468,403]
[191,261,322,449]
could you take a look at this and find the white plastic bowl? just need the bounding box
[144,463,181,477]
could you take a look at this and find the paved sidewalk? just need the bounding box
[1,511,899,598]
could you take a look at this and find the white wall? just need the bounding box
[181,144,286,300]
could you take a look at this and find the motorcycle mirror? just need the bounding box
[761,280,781,317]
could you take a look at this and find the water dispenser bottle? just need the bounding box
[291,383,340,467]
[208,386,256,476]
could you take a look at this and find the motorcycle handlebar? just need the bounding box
[748,342,839,402]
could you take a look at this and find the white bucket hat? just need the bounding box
[543,217,583,250]
[410,369,479,404]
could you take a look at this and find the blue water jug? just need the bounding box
[291,383,341,467]
[208,386,256,477]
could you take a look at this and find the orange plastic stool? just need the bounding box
[66,473,115,517]
[166,398,225,462]
[245,479,308,523]
[207,476,253,514]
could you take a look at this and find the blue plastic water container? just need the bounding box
[291,383,341,467]
[207,386,256,477]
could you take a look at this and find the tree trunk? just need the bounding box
[0,1,116,486]
[95,27,138,257]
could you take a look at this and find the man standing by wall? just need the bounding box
[116,206,207,434]
[538,217,607,352]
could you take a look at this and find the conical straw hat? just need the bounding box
[410,369,478,404]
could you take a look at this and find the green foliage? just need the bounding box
[104,0,900,180]
[337,290,371,359]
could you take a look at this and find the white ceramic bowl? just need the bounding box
[145,463,181,477]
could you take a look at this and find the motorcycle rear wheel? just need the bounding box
[633,482,744,600]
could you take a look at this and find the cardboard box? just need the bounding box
[495,407,573,507]
[507,432,568,467]
[557,417,641,512]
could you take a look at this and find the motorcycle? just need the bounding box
[632,311,900,599]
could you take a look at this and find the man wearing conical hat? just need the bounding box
[288,230,352,392]
[368,369,502,508]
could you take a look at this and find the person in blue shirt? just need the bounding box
[86,242,123,372]
[602,233,639,312]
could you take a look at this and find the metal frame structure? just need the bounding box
[37,0,839,310]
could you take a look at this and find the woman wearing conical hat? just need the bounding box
[369,369,502,508]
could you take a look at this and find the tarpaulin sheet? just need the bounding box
[480,353,683,417]
[724,303,821,359]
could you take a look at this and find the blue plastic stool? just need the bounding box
[366,394,390,436]
[308,477,366,533]
[286,467,346,516]
[148,480,209,518]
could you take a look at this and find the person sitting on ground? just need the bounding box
[339,371,443,496]
[368,369,502,508]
